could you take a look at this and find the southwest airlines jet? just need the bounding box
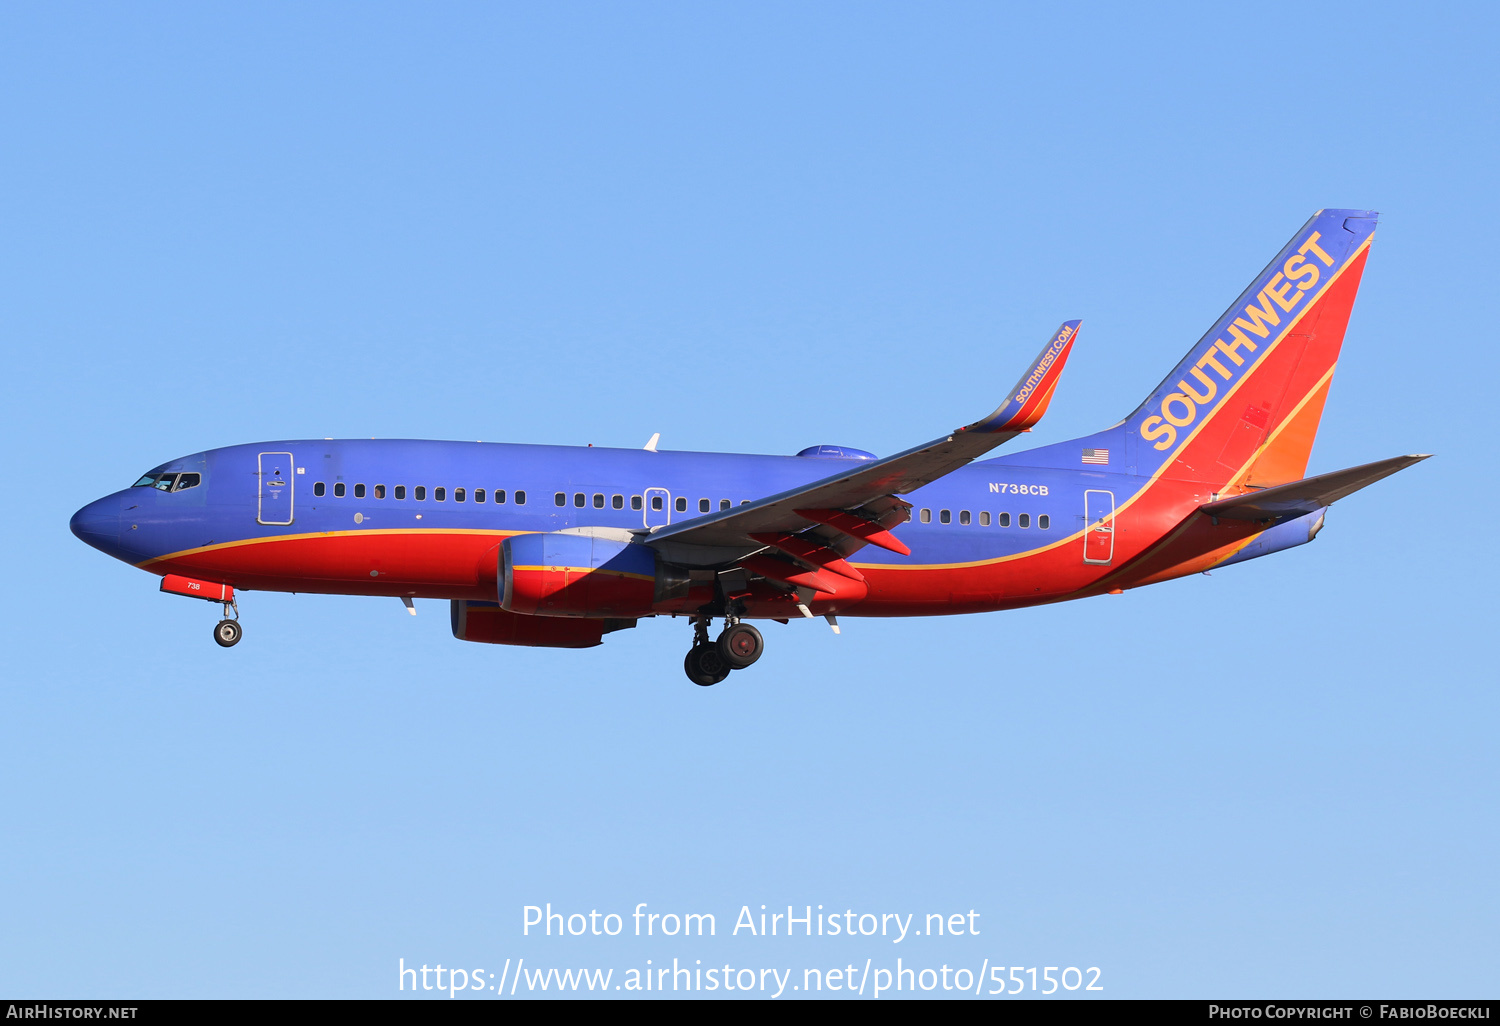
[71,210,1426,685]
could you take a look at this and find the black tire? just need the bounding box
[684,645,730,686]
[213,619,242,648]
[717,623,764,669]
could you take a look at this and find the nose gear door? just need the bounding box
[258,452,295,525]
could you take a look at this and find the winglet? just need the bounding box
[968,320,1080,434]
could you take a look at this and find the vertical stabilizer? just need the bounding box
[1125,209,1377,490]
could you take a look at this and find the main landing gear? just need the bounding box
[213,598,242,648]
[684,616,764,686]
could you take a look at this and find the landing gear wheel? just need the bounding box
[717,623,764,669]
[684,644,731,686]
[213,619,243,648]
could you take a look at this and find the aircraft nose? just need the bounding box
[70,494,121,552]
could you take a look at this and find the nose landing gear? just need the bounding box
[213,599,242,648]
[683,616,765,686]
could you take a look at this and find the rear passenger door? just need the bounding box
[1083,489,1114,565]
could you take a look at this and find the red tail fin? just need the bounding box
[1126,210,1378,490]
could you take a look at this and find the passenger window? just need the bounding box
[334,483,346,497]
[593,493,604,508]
[979,511,991,526]
[173,473,201,491]
[675,497,687,512]
[415,486,427,501]
[741,500,750,505]
[651,496,664,511]
[395,485,407,500]
[631,495,642,510]
[493,490,505,504]
[719,499,730,510]
[699,498,710,513]
[375,484,386,499]
[314,482,326,497]
[573,493,585,507]
[1019,513,1031,528]
[959,510,971,525]
[920,509,931,523]
[435,487,446,502]
[555,492,566,506]
[612,494,624,509]
[473,489,484,503]
[515,491,527,505]
[454,488,466,502]
[1039,514,1050,530]
[999,512,1011,527]
[939,510,951,524]
[354,483,366,498]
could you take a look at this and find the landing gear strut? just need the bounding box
[683,616,765,685]
[213,599,242,648]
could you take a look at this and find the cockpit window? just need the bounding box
[132,471,201,491]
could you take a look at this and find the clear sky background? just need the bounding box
[2,2,1496,1000]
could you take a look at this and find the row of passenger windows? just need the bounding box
[310,480,1046,529]
[553,492,749,512]
[311,482,756,512]
[312,482,528,504]
[917,508,1050,529]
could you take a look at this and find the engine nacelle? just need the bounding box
[501,531,659,618]
[1216,508,1326,568]
[451,600,637,648]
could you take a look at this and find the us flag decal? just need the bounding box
[1081,448,1110,465]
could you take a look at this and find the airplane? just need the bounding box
[70,209,1428,685]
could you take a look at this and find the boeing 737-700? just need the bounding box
[70,209,1427,684]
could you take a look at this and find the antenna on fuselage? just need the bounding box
[643,433,660,452]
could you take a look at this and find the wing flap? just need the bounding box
[748,533,866,581]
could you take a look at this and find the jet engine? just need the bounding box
[501,531,665,618]
[450,600,636,648]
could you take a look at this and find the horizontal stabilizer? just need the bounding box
[1200,454,1431,521]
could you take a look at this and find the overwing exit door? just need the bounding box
[1083,489,1115,565]
[258,452,294,525]
[643,487,671,529]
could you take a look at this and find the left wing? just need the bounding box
[645,320,1080,567]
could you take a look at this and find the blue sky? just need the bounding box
[2,2,1496,999]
